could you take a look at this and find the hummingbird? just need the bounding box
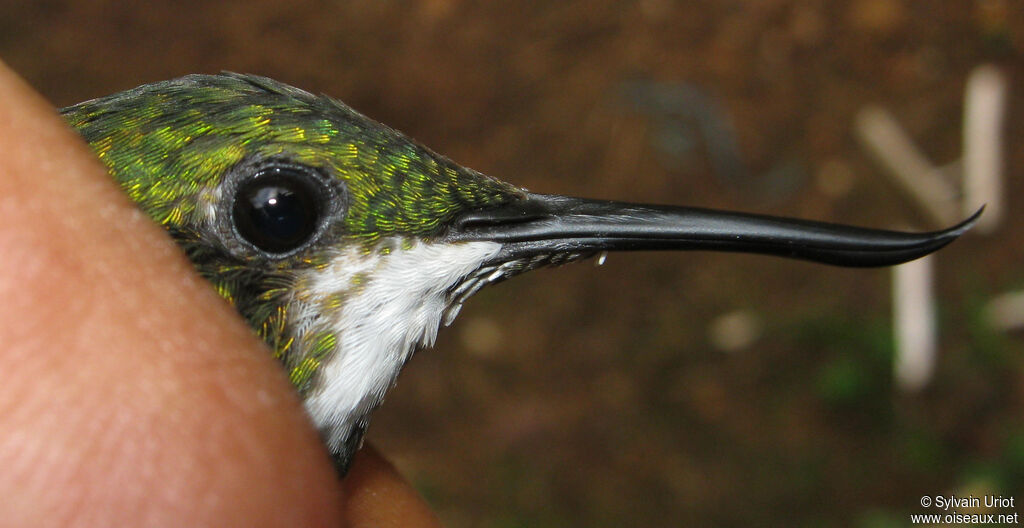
[61,73,978,473]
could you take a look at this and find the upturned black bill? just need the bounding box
[445,193,980,267]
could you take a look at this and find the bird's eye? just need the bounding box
[231,166,329,255]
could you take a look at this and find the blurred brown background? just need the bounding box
[3,1,1021,525]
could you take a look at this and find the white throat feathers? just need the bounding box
[296,239,502,451]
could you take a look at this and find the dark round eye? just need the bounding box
[231,166,327,255]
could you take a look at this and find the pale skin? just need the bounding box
[0,60,441,527]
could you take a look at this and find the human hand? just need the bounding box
[0,60,440,528]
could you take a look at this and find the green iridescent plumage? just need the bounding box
[64,73,521,240]
[62,73,522,392]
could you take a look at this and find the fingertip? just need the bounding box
[0,61,346,527]
[344,446,443,528]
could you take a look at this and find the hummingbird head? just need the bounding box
[62,74,978,472]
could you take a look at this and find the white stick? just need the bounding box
[855,106,960,226]
[963,64,1006,233]
[986,290,1024,332]
[894,255,936,392]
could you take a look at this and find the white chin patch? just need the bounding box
[299,238,502,451]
